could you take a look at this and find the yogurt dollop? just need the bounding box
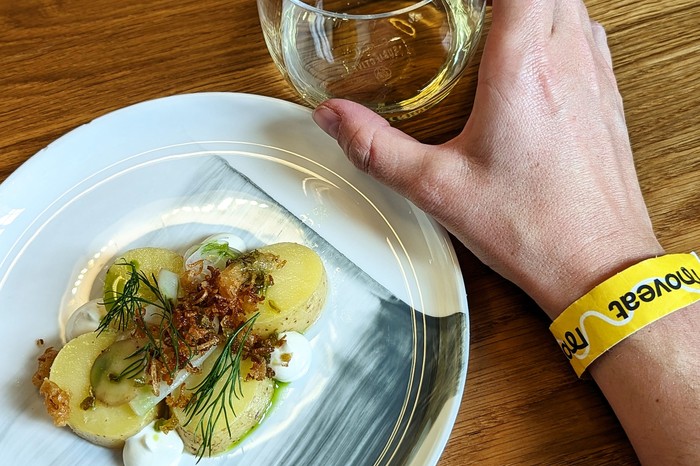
[270,331,312,383]
[65,299,106,341]
[123,421,184,466]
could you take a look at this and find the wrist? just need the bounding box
[548,252,700,376]
[529,238,665,320]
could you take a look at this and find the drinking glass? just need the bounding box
[257,0,486,120]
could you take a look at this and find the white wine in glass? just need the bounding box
[258,0,486,120]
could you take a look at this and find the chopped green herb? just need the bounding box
[183,314,258,460]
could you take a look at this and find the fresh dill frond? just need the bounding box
[183,314,258,460]
[137,271,173,313]
[98,260,144,333]
[148,271,196,376]
[111,345,149,382]
[99,262,192,381]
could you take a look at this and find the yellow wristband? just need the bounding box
[550,253,700,377]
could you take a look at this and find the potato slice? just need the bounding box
[219,242,326,337]
[172,348,274,455]
[48,331,157,447]
[103,247,184,311]
[255,242,327,337]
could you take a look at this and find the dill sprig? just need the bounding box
[183,314,258,460]
[134,272,192,379]
[110,346,148,382]
[98,260,144,333]
[99,260,192,381]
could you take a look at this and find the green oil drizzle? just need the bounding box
[225,381,290,452]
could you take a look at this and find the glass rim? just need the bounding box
[287,0,435,20]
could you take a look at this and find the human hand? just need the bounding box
[312,0,663,319]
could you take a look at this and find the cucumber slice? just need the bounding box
[90,338,149,406]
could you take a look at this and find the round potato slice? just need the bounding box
[103,247,184,311]
[48,331,157,447]
[249,242,327,337]
[172,348,274,456]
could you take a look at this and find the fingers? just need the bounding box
[312,100,472,219]
[490,0,556,40]
[312,99,432,198]
[551,2,611,68]
[477,0,557,85]
[490,0,611,65]
[552,0,612,69]
[551,0,592,36]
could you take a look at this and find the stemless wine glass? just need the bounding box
[257,0,486,120]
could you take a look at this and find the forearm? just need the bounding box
[590,302,700,465]
[512,243,700,464]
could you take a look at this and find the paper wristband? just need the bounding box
[549,252,700,377]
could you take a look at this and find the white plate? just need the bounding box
[0,92,469,466]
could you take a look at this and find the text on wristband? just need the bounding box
[551,253,700,376]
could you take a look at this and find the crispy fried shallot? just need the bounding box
[39,378,70,427]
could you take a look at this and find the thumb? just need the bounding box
[312,99,436,201]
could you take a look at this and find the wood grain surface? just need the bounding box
[1,1,698,464]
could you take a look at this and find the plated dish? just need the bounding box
[0,92,469,465]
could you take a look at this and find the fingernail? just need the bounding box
[312,106,340,139]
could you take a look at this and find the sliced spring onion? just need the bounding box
[129,347,215,416]
[184,233,245,273]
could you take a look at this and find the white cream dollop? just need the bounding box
[65,299,106,341]
[123,421,183,466]
[270,331,312,383]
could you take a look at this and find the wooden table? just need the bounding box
[1,1,698,464]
